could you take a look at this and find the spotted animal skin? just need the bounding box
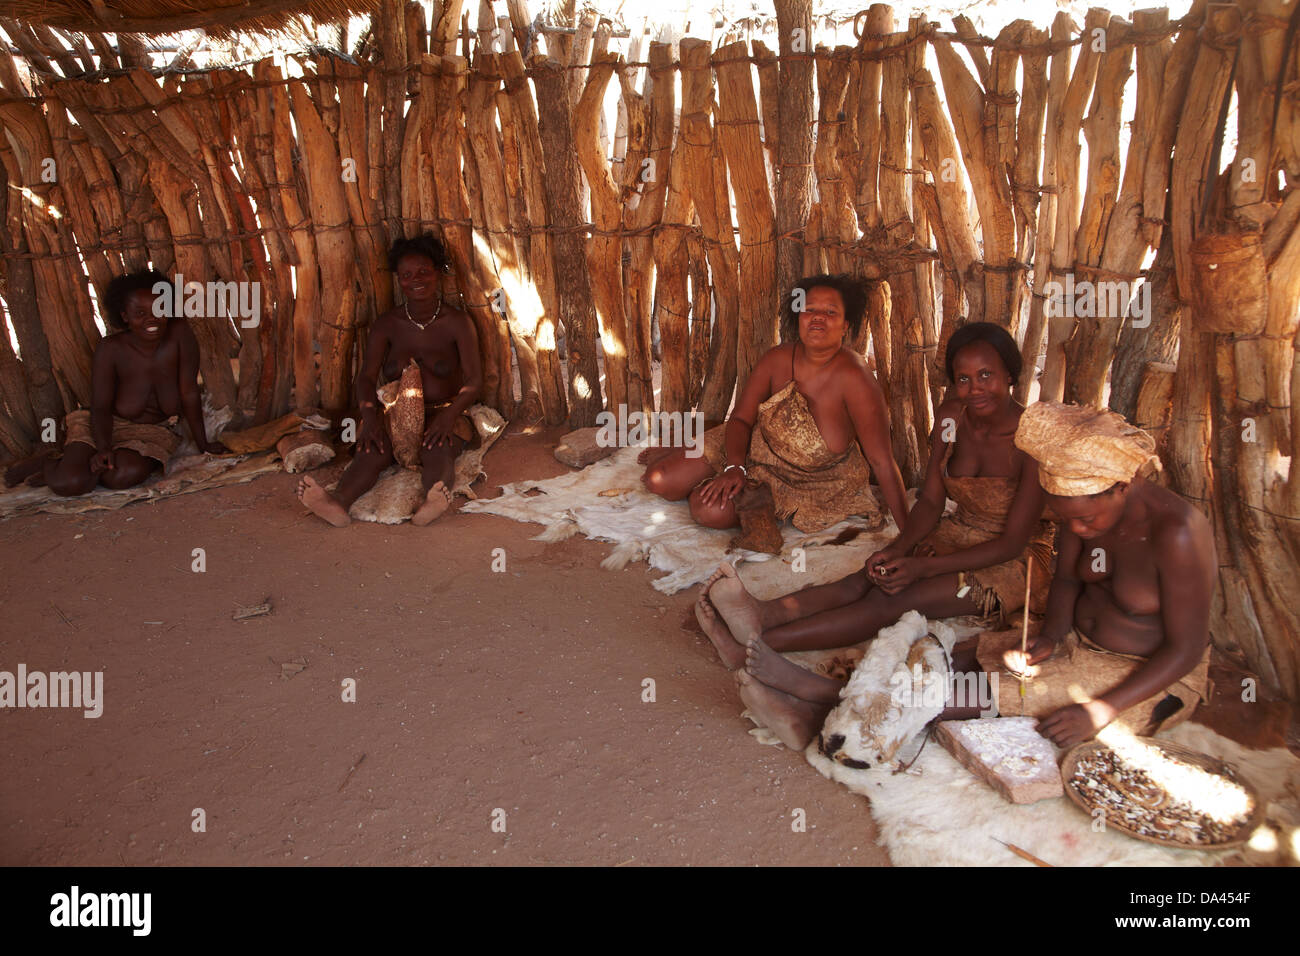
[377,360,425,470]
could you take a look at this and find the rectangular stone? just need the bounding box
[935,717,1064,804]
[554,427,616,468]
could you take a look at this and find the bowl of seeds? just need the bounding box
[1061,737,1264,848]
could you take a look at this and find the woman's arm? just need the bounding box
[354,316,391,453]
[724,347,779,464]
[446,312,483,415]
[424,313,483,446]
[1028,525,1082,662]
[355,316,390,414]
[920,450,1047,577]
[843,361,907,528]
[886,402,954,554]
[88,340,118,469]
[697,348,778,506]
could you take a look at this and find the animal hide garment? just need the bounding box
[377,360,426,470]
[460,444,900,594]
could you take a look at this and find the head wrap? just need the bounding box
[1014,402,1160,496]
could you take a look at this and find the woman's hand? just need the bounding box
[422,408,459,449]
[1000,624,1059,677]
[1036,699,1118,748]
[699,466,747,507]
[864,543,904,581]
[358,412,388,456]
[90,448,115,473]
[871,555,929,594]
[1024,627,1063,666]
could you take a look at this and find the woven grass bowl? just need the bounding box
[1061,738,1265,849]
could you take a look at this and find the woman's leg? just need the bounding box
[687,482,737,529]
[4,450,53,487]
[298,443,394,526]
[756,569,873,629]
[411,438,463,526]
[696,560,877,665]
[97,448,159,489]
[641,447,715,500]
[735,668,834,752]
[331,444,394,509]
[761,572,980,653]
[743,635,847,703]
[44,444,100,497]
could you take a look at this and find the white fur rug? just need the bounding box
[460,444,900,594]
[802,718,1300,867]
[348,405,506,524]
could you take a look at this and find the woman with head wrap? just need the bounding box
[974,402,1216,748]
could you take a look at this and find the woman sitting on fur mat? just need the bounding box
[296,233,481,527]
[697,323,1053,751]
[640,274,908,548]
[5,270,227,495]
[966,402,1215,748]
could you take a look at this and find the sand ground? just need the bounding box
[0,425,890,866]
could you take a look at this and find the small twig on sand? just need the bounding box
[50,603,77,630]
[615,857,636,867]
[32,541,62,563]
[337,753,367,793]
[233,599,273,621]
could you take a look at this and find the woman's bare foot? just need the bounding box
[745,636,844,704]
[636,446,676,466]
[735,669,823,751]
[411,481,453,526]
[708,567,763,646]
[695,598,747,669]
[696,563,733,611]
[297,476,351,527]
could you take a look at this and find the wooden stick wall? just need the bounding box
[0,0,1298,697]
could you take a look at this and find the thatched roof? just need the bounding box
[2,0,378,37]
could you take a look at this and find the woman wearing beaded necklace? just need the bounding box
[297,233,482,527]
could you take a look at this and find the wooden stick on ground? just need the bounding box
[996,838,1054,867]
[1020,555,1032,715]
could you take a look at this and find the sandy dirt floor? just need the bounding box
[0,426,891,866]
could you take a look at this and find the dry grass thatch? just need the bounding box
[3,0,377,37]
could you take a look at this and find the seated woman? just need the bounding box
[700,323,1054,749]
[641,274,908,539]
[970,401,1215,748]
[297,233,482,527]
[731,402,1215,754]
[6,270,226,495]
